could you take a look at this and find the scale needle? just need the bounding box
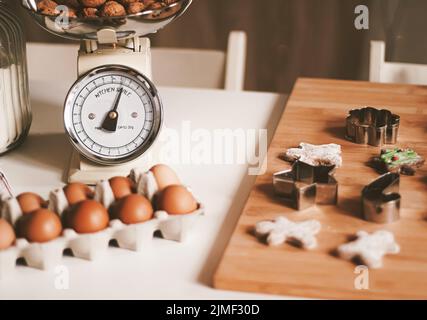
[101,87,123,132]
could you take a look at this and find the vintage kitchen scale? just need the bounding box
[22,0,193,184]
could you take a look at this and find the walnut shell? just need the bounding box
[37,0,58,10]
[118,0,139,5]
[80,0,107,7]
[127,2,146,14]
[100,1,126,17]
[81,7,99,17]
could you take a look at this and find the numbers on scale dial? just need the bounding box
[70,73,155,159]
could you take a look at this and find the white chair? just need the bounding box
[152,31,247,91]
[369,40,427,85]
[27,31,247,91]
[27,42,79,84]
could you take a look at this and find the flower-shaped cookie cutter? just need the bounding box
[273,161,338,210]
[362,172,401,224]
[346,107,400,147]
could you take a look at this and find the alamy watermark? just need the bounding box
[55,5,71,28]
[354,5,369,30]
[55,4,370,31]
[354,265,370,290]
[154,121,268,176]
[54,265,70,290]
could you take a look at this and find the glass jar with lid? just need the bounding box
[0,0,32,154]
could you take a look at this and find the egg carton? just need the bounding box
[0,167,204,279]
[0,207,203,279]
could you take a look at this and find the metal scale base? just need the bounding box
[67,34,164,184]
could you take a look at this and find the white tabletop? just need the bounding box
[0,44,287,299]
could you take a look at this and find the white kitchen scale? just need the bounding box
[22,0,193,184]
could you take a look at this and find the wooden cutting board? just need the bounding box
[213,78,427,299]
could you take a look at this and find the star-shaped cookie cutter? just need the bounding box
[346,107,400,147]
[273,161,338,210]
[362,172,401,224]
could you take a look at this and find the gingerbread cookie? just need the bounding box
[255,216,321,250]
[374,148,425,176]
[337,230,400,269]
[283,143,342,167]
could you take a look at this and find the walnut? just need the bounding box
[38,0,80,17]
[40,7,60,16]
[37,0,60,15]
[80,0,107,8]
[118,0,139,6]
[81,7,99,17]
[37,0,58,11]
[142,0,156,7]
[100,1,126,17]
[127,2,146,14]
[36,0,173,18]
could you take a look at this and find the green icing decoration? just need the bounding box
[380,148,419,166]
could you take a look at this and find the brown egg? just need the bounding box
[18,209,62,243]
[109,176,135,200]
[112,194,154,224]
[63,182,94,205]
[156,185,198,215]
[66,200,109,234]
[0,218,16,250]
[16,192,46,214]
[150,164,181,191]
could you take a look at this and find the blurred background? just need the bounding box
[12,0,427,93]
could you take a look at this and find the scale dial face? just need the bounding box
[64,65,163,165]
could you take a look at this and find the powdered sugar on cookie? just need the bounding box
[255,216,321,250]
[284,143,342,167]
[337,230,400,269]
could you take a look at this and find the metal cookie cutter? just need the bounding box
[362,172,401,224]
[346,107,400,147]
[273,161,338,210]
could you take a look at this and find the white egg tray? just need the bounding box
[0,207,203,279]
